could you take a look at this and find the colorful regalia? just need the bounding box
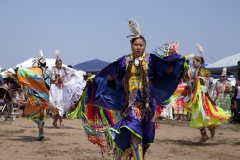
[8,50,51,140]
[48,50,78,117]
[70,19,189,160]
[49,66,76,116]
[187,65,230,128]
[176,44,230,143]
[171,82,189,117]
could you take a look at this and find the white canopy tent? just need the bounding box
[206,53,240,87]
[206,53,240,78]
[1,58,67,78]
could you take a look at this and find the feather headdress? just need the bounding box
[39,50,44,58]
[55,50,60,58]
[191,42,205,63]
[38,50,46,65]
[55,50,62,62]
[196,43,203,56]
[127,18,141,39]
[222,67,227,75]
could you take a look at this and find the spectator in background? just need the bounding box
[16,89,28,117]
[11,90,21,117]
[215,67,232,115]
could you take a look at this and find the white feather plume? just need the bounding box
[127,18,141,38]
[196,43,203,54]
[187,53,195,60]
[39,50,43,57]
[222,67,227,75]
[55,50,60,58]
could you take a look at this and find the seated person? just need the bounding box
[16,89,28,108]
[16,89,28,117]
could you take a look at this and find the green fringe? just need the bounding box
[182,56,190,80]
[27,110,45,122]
[99,108,108,125]
[68,88,87,119]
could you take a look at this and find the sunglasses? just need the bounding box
[221,76,226,77]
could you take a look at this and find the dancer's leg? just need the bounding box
[59,115,64,126]
[52,114,58,126]
[35,109,45,141]
[143,144,150,159]
[130,133,143,160]
[198,128,209,143]
[209,127,216,138]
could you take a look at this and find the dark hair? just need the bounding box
[130,35,146,45]
[38,58,47,68]
[194,56,205,64]
[55,59,62,65]
[67,65,73,68]
[14,67,19,73]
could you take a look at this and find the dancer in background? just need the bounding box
[70,18,189,160]
[182,44,230,143]
[8,50,51,140]
[49,50,78,127]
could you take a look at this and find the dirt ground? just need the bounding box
[0,117,240,160]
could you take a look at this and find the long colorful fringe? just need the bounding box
[28,109,46,122]
[175,77,230,122]
[7,68,50,121]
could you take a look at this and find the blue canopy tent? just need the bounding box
[73,59,110,72]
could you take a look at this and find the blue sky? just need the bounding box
[0,1,240,68]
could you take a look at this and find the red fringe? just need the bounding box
[156,105,163,116]
[86,82,102,122]
[88,135,107,156]
[107,110,115,126]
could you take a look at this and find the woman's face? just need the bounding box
[131,38,146,57]
[56,61,62,69]
[193,58,201,69]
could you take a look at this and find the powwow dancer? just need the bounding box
[49,50,78,127]
[8,50,51,140]
[178,44,230,143]
[70,18,190,160]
